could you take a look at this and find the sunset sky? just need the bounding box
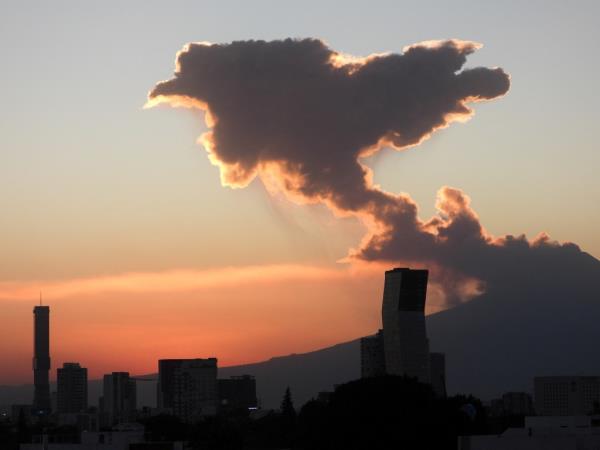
[1,0,599,384]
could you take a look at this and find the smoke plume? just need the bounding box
[148,38,584,303]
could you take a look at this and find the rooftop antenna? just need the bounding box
[39,291,42,306]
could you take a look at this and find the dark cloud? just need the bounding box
[359,187,589,302]
[148,38,508,209]
[148,38,590,303]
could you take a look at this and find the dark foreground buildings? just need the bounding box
[158,359,258,422]
[32,305,51,414]
[57,362,88,414]
[360,268,446,396]
[218,375,258,412]
[101,372,137,425]
[158,358,219,422]
[360,329,385,378]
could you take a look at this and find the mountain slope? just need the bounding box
[427,249,600,398]
[219,339,360,409]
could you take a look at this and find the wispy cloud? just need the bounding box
[0,264,351,301]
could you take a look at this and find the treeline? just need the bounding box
[0,376,493,450]
[145,375,488,450]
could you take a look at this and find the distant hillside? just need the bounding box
[219,339,360,409]
[427,249,600,399]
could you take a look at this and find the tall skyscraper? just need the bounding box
[57,362,88,413]
[102,372,136,425]
[360,268,446,395]
[381,268,431,383]
[33,305,51,414]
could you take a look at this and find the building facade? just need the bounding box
[158,359,186,409]
[57,362,88,414]
[102,372,137,425]
[535,376,600,416]
[490,392,534,417]
[429,352,447,398]
[172,359,218,423]
[360,329,386,378]
[381,268,431,383]
[33,305,51,414]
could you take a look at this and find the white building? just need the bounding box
[489,392,535,417]
[459,415,600,450]
[21,423,184,450]
[535,376,600,416]
[21,424,135,450]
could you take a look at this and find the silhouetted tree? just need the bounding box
[280,386,297,447]
[293,376,480,450]
[281,387,296,419]
[296,399,329,449]
[445,394,489,436]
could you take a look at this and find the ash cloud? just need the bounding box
[148,38,588,303]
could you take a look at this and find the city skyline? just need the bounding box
[7,267,443,416]
[1,0,599,390]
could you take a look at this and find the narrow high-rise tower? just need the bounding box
[381,268,431,383]
[33,305,51,414]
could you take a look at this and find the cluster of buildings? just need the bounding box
[462,376,600,449]
[157,359,257,422]
[485,376,600,418]
[13,305,257,435]
[461,415,600,450]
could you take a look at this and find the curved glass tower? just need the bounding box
[381,268,431,383]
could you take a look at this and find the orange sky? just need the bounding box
[0,263,451,384]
